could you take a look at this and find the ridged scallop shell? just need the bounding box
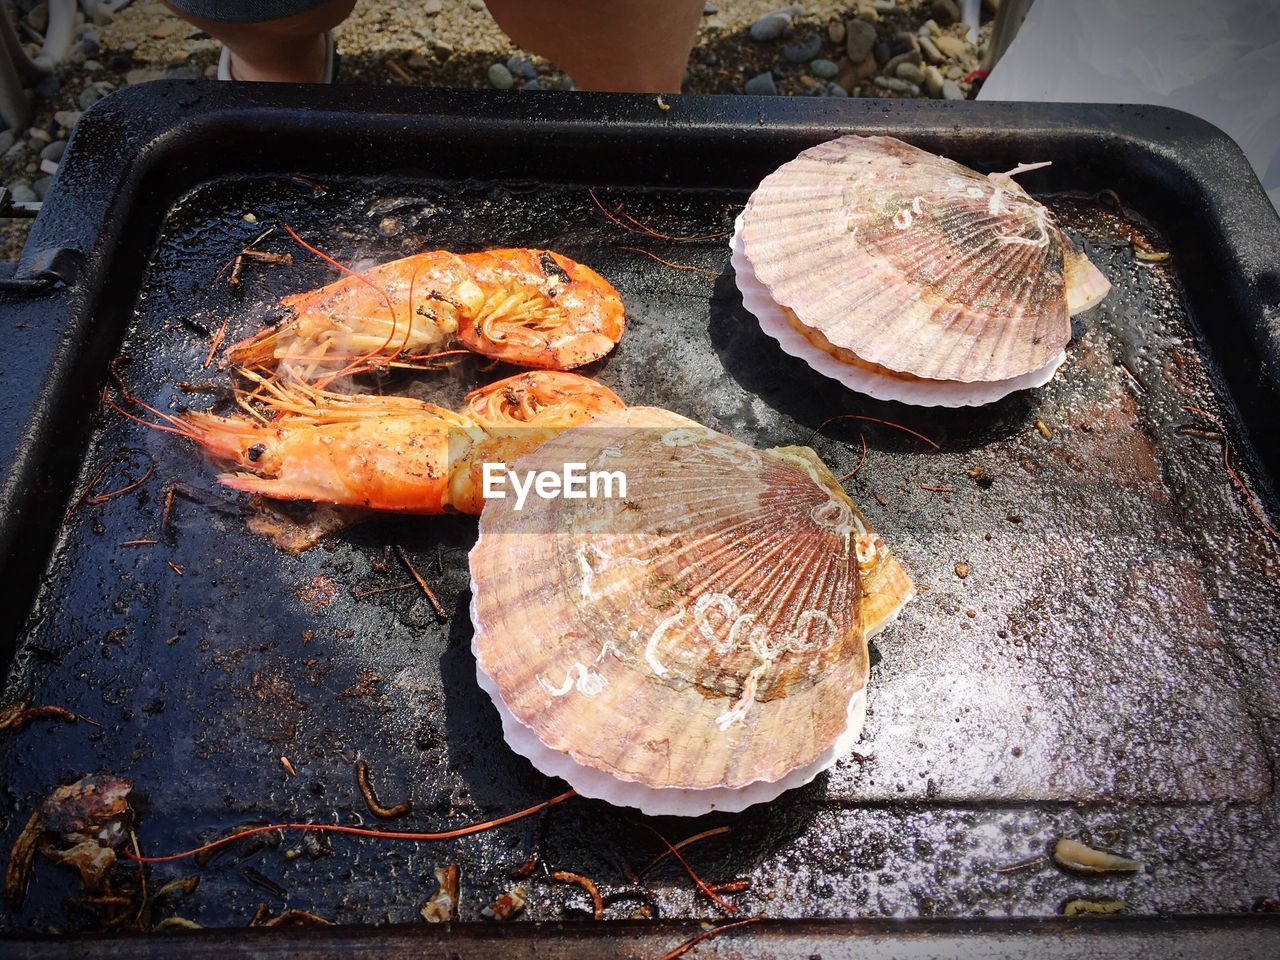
[732,214,1067,407]
[469,407,913,815]
[740,135,1081,384]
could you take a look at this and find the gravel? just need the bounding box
[884,50,922,74]
[0,0,987,259]
[923,64,945,98]
[38,140,66,163]
[896,62,925,84]
[26,3,48,33]
[873,75,919,95]
[934,33,972,58]
[782,33,822,63]
[506,55,537,79]
[77,84,104,110]
[932,0,962,26]
[845,19,878,62]
[809,58,839,79]
[919,34,944,64]
[749,11,792,43]
[125,68,163,85]
[487,62,514,90]
[744,70,779,95]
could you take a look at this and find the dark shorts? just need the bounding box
[166,0,339,23]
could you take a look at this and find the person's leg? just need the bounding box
[162,0,356,82]
[485,0,704,93]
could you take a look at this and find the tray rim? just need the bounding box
[3,914,1280,958]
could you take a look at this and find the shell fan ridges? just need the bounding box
[469,406,913,815]
[738,135,1083,388]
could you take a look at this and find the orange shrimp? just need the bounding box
[225,246,626,382]
[136,372,625,515]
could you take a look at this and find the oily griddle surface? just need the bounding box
[0,174,1278,932]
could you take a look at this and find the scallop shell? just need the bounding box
[740,135,1081,384]
[469,406,913,815]
[732,214,1066,407]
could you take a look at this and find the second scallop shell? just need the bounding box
[736,135,1110,405]
[470,406,913,815]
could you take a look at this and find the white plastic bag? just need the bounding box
[979,0,1280,211]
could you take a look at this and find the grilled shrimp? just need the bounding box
[151,372,625,514]
[225,247,626,382]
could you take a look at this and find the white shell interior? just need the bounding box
[730,215,1066,408]
[470,557,892,817]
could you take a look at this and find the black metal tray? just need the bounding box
[1,84,1279,958]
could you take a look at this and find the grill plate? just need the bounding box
[0,85,1278,955]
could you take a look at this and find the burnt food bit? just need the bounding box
[539,250,572,286]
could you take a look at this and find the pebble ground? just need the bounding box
[1,0,994,258]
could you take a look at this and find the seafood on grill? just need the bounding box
[142,371,625,515]
[469,406,914,816]
[6,775,133,908]
[733,135,1111,407]
[225,247,626,382]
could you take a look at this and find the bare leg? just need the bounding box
[485,0,704,93]
[161,0,356,82]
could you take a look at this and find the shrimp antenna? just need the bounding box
[105,358,196,438]
[103,391,194,439]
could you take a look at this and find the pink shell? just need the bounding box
[732,215,1067,407]
[739,135,1075,383]
[469,407,913,815]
